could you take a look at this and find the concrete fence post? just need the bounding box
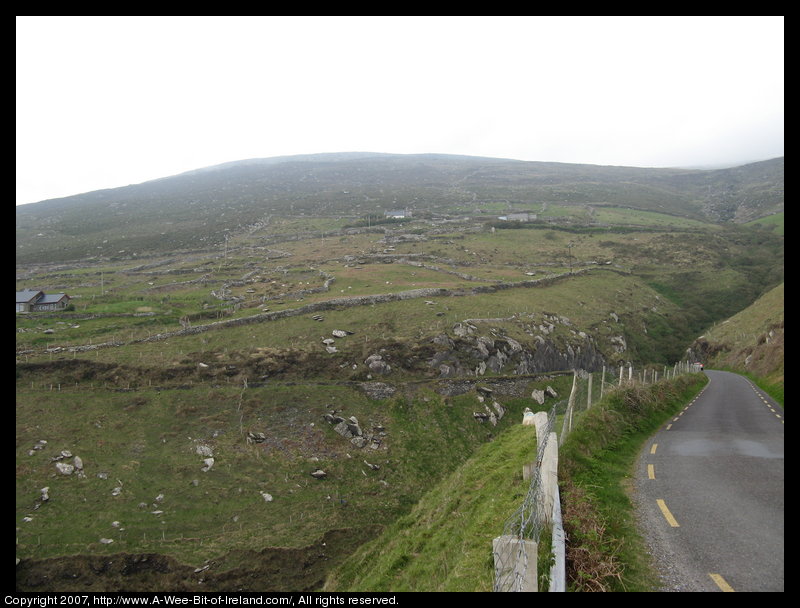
[538,431,558,525]
[586,373,593,409]
[493,536,538,592]
[600,365,606,400]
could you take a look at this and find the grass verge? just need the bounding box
[558,373,708,591]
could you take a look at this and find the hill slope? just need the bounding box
[688,282,784,398]
[16,154,784,263]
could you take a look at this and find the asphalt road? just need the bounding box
[633,370,784,592]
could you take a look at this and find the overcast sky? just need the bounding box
[16,16,784,206]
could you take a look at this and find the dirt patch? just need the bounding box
[16,525,383,592]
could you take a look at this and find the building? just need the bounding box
[498,212,537,222]
[16,290,71,312]
[385,209,412,219]
[16,289,43,312]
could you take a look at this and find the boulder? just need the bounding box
[310,469,327,479]
[55,462,74,475]
[531,389,545,405]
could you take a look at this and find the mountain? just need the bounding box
[16,154,784,264]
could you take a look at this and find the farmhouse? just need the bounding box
[16,289,71,312]
[385,209,412,219]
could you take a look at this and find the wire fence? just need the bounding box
[493,361,700,592]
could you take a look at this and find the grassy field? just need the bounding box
[16,206,782,591]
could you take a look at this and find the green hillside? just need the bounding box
[688,282,784,402]
[15,153,783,591]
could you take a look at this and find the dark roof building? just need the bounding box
[15,290,70,312]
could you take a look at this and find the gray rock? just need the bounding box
[55,462,74,475]
[310,469,327,479]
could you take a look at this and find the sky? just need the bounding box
[16,16,784,206]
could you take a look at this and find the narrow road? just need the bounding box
[634,370,784,592]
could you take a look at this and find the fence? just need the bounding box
[493,361,700,592]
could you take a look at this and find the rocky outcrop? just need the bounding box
[426,323,606,379]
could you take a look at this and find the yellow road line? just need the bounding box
[650,443,658,455]
[656,499,679,527]
[709,573,735,592]
[647,464,655,479]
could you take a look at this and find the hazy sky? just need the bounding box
[16,16,784,206]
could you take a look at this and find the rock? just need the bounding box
[55,462,74,475]
[73,456,84,470]
[310,469,327,479]
[99,538,114,544]
[365,354,391,375]
[260,491,274,502]
[112,487,122,496]
[332,330,348,338]
[247,432,266,444]
[531,389,545,405]
[40,487,49,502]
[196,444,214,457]
[491,401,505,419]
[201,458,214,472]
[545,386,558,398]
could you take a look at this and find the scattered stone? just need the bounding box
[201,458,215,472]
[491,401,505,419]
[111,521,121,528]
[365,354,391,375]
[545,386,558,398]
[195,444,214,458]
[332,330,348,338]
[55,462,74,475]
[531,389,545,405]
[247,432,266,444]
[99,538,114,544]
[111,487,122,496]
[310,469,327,479]
[363,460,380,471]
[260,491,273,502]
[40,487,49,502]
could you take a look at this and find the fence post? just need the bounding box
[493,536,538,592]
[599,365,606,400]
[586,373,593,409]
[560,372,577,445]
